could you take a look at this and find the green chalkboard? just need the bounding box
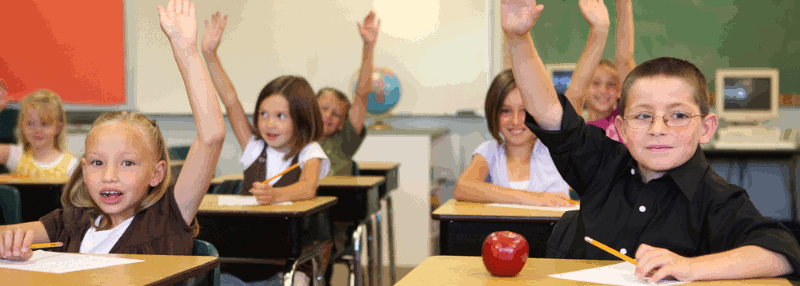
[530,0,799,94]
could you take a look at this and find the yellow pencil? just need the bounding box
[584,236,637,265]
[30,242,63,250]
[262,163,299,184]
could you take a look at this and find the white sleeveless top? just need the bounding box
[473,140,569,196]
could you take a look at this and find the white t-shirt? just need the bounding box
[240,136,330,185]
[473,140,569,196]
[79,216,135,254]
[6,144,79,176]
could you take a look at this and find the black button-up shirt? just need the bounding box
[525,94,800,274]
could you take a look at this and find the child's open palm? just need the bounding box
[579,0,610,28]
[358,11,380,46]
[501,0,544,36]
[202,12,228,54]
[158,0,197,48]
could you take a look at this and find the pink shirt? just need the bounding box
[587,108,623,143]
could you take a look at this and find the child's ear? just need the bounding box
[614,115,629,146]
[698,113,718,145]
[149,160,167,187]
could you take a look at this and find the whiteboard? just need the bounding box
[130,0,490,115]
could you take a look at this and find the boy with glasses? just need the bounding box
[501,0,800,283]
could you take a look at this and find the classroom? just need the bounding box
[0,0,799,285]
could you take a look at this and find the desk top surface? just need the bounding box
[395,256,790,286]
[356,161,401,171]
[432,199,567,222]
[198,195,337,217]
[210,174,385,188]
[0,253,218,286]
[0,175,66,185]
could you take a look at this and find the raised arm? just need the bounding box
[350,11,380,136]
[615,0,635,82]
[455,155,571,206]
[564,0,610,112]
[159,0,226,225]
[201,12,254,150]
[501,0,561,130]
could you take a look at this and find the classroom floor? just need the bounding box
[329,265,414,286]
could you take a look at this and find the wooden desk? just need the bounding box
[357,161,400,198]
[395,256,790,286]
[196,195,337,260]
[0,177,67,223]
[432,199,566,258]
[209,173,242,185]
[318,176,384,223]
[0,253,218,286]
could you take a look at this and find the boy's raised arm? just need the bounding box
[501,0,561,131]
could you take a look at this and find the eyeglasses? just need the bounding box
[622,112,705,129]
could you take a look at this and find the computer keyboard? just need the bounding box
[712,126,798,150]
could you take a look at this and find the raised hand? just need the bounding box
[500,0,544,36]
[358,11,380,47]
[579,0,610,29]
[202,12,228,55]
[0,79,9,111]
[157,0,198,48]
[0,228,35,261]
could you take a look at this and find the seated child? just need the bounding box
[501,0,800,282]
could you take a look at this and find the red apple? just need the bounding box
[481,231,529,277]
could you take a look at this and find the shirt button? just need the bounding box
[631,168,635,175]
[639,205,646,212]
[620,248,627,255]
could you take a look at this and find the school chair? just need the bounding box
[169,145,191,161]
[545,210,580,259]
[0,185,22,225]
[192,239,221,286]
[351,161,360,176]
[211,180,243,195]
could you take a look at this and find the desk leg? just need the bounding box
[375,209,383,286]
[386,195,397,285]
[366,217,375,286]
[349,224,366,286]
[283,246,325,286]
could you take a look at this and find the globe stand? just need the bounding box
[368,113,392,130]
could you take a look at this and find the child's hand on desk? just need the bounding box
[0,228,35,261]
[500,0,544,37]
[251,182,276,205]
[634,243,696,283]
[531,192,574,207]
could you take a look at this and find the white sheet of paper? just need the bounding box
[0,250,143,274]
[486,203,579,212]
[217,196,293,206]
[549,262,687,286]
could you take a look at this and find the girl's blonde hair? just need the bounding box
[61,111,196,235]
[15,89,68,152]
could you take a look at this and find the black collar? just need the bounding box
[624,145,708,200]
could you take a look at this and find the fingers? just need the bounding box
[21,230,34,256]
[158,5,167,19]
[222,15,228,28]
[168,0,176,13]
[188,1,195,18]
[12,228,24,257]
[634,243,655,260]
[3,229,12,258]
[635,253,668,280]
[204,19,209,30]
[647,265,675,283]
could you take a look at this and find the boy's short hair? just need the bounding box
[619,57,710,116]
[253,76,323,161]
[317,87,351,120]
[485,69,517,145]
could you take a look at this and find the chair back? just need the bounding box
[192,239,221,286]
[0,185,22,225]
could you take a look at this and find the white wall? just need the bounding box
[129,0,491,115]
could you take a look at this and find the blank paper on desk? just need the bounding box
[550,262,686,285]
[0,251,142,274]
[485,203,579,212]
[217,196,293,206]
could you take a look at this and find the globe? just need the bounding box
[353,67,401,130]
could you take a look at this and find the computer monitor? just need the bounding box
[715,68,779,124]
[546,63,576,95]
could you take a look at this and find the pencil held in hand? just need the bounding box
[262,163,299,184]
[584,236,637,265]
[31,242,64,250]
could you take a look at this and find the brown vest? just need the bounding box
[241,144,302,194]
